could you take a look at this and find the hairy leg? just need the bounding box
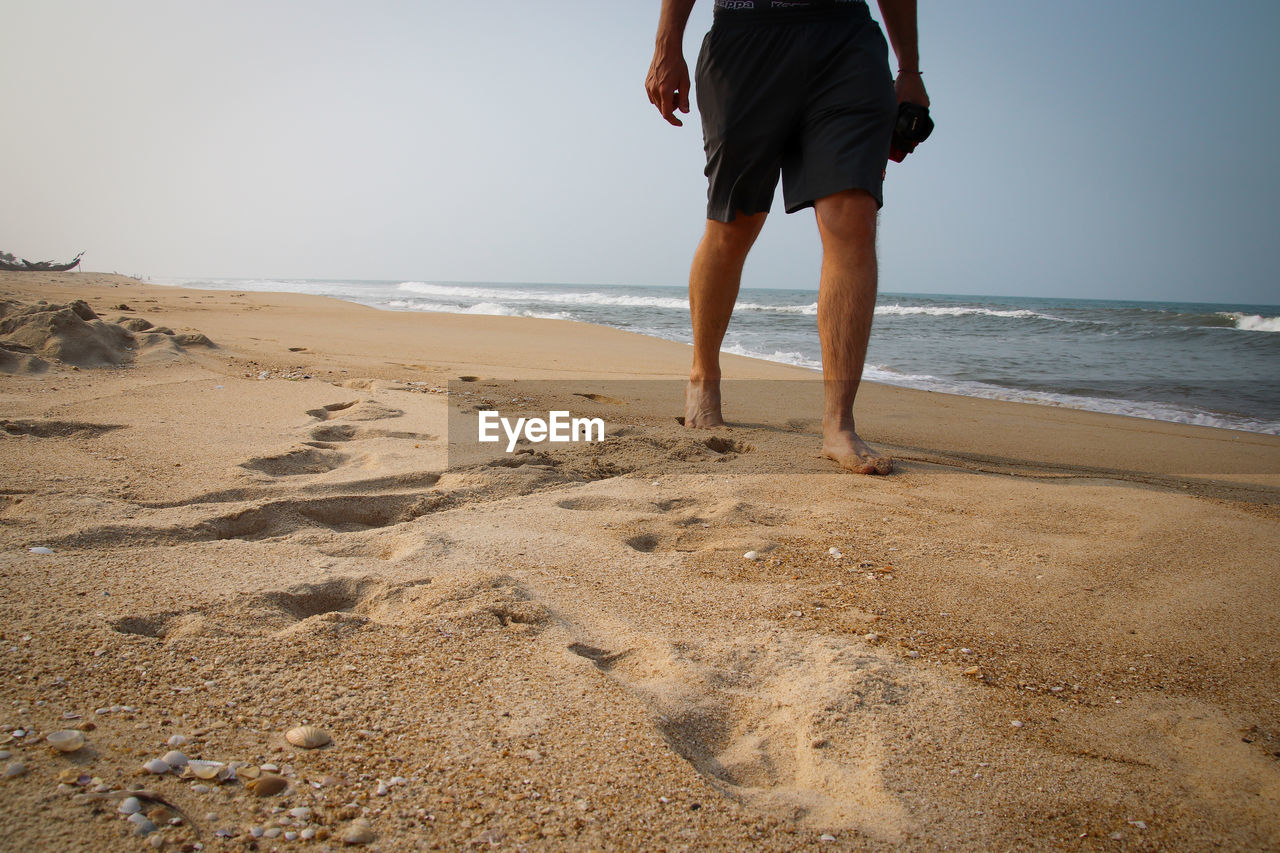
[686,212,767,427]
[813,189,892,474]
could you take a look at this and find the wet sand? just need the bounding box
[1,272,1278,851]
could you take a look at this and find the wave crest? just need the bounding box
[1221,312,1280,332]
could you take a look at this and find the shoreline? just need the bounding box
[1,271,1278,850]
[143,274,1280,437]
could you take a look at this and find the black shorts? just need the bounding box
[694,2,897,222]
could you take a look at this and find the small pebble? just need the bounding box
[743,551,759,561]
[0,751,9,761]
[192,784,210,794]
[828,547,842,558]
[300,828,316,840]
[149,834,165,849]
[285,832,298,841]
[249,827,264,839]
[820,834,837,842]
[864,632,880,643]
[143,758,171,774]
[4,762,26,778]
[290,807,312,820]
[263,827,282,839]
[29,547,54,555]
[1011,720,1024,728]
[375,782,389,796]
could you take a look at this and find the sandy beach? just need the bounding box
[1,271,1277,851]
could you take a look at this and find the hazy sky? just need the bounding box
[2,1,1277,304]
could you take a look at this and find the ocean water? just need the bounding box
[159,278,1280,435]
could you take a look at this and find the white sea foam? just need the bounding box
[1221,312,1280,332]
[382,298,570,321]
[397,282,690,311]
[720,343,822,370]
[738,301,818,315]
[874,304,1063,321]
[859,365,1280,435]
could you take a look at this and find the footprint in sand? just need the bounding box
[240,446,348,477]
[563,632,918,840]
[305,399,405,422]
[109,572,550,642]
[1,419,124,438]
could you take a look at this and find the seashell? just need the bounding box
[185,760,225,780]
[245,773,288,797]
[161,750,188,768]
[47,730,86,753]
[236,764,261,780]
[285,725,331,749]
[29,547,54,555]
[289,807,311,820]
[3,761,26,778]
[142,758,171,774]
[743,551,759,561]
[259,763,279,772]
[118,796,142,815]
[166,734,187,748]
[342,818,375,845]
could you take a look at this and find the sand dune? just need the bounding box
[0,272,1277,851]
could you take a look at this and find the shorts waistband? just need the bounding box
[712,0,869,26]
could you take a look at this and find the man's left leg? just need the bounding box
[813,188,892,475]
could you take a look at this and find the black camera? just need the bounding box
[889,103,934,163]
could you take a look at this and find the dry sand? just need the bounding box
[1,271,1277,851]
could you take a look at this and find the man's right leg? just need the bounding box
[686,212,768,428]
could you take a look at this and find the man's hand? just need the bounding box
[647,42,691,127]
[895,71,929,108]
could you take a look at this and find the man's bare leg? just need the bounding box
[686,212,767,427]
[813,189,892,474]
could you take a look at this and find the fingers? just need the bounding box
[646,60,690,127]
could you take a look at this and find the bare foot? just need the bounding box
[822,426,893,475]
[685,379,724,428]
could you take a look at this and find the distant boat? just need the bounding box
[0,251,84,272]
